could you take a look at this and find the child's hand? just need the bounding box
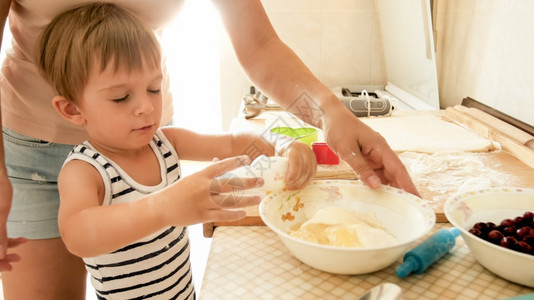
[284,141,317,189]
[164,155,264,226]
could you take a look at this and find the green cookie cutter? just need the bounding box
[270,127,318,146]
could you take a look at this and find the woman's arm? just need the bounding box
[211,0,419,196]
[212,0,328,127]
[0,0,26,270]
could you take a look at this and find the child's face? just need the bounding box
[77,58,163,151]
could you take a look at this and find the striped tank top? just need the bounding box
[64,129,194,299]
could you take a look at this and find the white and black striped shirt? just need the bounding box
[65,129,194,299]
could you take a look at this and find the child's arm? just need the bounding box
[161,127,274,161]
[162,127,316,189]
[58,155,262,258]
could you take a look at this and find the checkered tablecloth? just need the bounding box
[200,223,533,299]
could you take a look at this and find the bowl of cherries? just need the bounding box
[445,188,534,288]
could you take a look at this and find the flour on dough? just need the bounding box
[399,151,514,204]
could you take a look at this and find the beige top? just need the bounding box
[1,0,183,144]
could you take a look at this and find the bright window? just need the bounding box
[161,0,222,133]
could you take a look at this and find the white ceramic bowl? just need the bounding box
[444,188,534,287]
[259,180,435,274]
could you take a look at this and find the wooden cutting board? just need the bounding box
[399,150,534,222]
[203,110,534,237]
[203,149,534,237]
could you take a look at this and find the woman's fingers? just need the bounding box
[0,238,26,271]
[338,147,382,189]
[0,253,21,272]
[8,237,28,247]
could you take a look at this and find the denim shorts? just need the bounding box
[3,127,74,239]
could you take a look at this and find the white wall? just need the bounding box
[219,0,386,130]
[219,0,534,129]
[435,0,534,125]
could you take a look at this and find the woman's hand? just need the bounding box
[0,237,27,271]
[213,0,418,196]
[322,106,420,196]
[284,141,317,190]
[0,174,27,271]
[0,173,26,271]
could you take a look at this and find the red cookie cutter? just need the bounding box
[312,142,339,165]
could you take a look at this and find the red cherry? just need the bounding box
[516,226,534,240]
[502,226,516,236]
[485,222,497,232]
[500,218,515,227]
[468,211,534,256]
[500,236,518,250]
[517,241,532,254]
[487,230,504,244]
[474,222,489,233]
[469,228,482,237]
[522,211,533,222]
[524,234,534,247]
[516,216,532,228]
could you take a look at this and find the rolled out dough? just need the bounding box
[361,114,495,153]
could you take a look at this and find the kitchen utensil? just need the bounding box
[444,188,534,287]
[259,180,435,274]
[396,227,460,278]
[312,142,339,165]
[269,127,317,146]
[331,87,395,117]
[359,283,402,300]
[242,87,281,119]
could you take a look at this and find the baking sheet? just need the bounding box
[360,112,496,153]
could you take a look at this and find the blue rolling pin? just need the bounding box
[396,227,460,278]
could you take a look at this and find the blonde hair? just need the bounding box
[37,3,162,102]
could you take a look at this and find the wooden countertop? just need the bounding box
[203,110,534,236]
[199,107,534,299]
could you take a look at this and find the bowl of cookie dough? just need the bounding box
[259,180,436,274]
